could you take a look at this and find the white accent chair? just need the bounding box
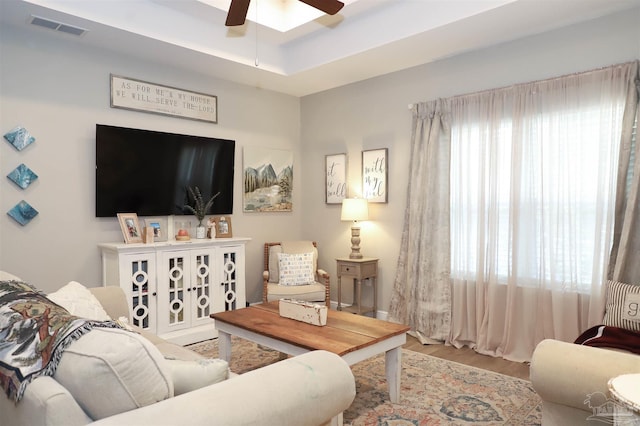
[263,241,331,306]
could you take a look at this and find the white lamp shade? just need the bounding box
[341,198,369,222]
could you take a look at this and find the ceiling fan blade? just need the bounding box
[299,0,344,15]
[226,0,251,26]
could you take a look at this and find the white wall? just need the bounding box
[300,8,640,313]
[0,24,302,299]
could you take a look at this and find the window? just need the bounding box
[449,74,631,293]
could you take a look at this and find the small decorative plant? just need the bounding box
[183,186,220,227]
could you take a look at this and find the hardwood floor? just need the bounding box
[403,335,531,381]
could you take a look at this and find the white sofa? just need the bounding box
[0,275,356,426]
[530,339,640,425]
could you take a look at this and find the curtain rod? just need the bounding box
[408,60,638,108]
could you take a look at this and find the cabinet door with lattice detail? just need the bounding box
[157,250,192,335]
[188,248,218,327]
[119,253,157,333]
[212,245,246,313]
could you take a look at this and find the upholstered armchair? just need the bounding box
[263,241,331,306]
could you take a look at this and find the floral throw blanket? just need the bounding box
[0,280,118,402]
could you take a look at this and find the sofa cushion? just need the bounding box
[278,252,315,286]
[89,286,131,321]
[54,327,173,420]
[266,282,328,302]
[603,280,640,333]
[165,358,229,395]
[48,281,111,321]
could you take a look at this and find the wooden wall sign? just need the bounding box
[110,74,217,123]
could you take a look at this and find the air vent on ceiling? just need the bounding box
[29,16,87,36]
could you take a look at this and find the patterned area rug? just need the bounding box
[187,337,542,425]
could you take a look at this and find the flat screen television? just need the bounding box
[95,124,234,217]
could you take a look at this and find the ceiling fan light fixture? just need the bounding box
[225,0,345,27]
[299,0,344,15]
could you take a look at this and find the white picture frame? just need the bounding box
[117,213,143,244]
[325,153,347,204]
[362,148,388,203]
[144,217,168,242]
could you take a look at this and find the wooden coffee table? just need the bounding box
[211,302,410,403]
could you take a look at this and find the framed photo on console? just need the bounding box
[214,216,233,238]
[117,213,143,244]
[144,217,167,242]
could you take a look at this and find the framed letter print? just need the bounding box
[325,153,347,204]
[117,213,143,244]
[362,148,388,203]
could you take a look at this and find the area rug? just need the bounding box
[187,337,542,425]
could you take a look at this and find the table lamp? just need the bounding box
[341,198,369,259]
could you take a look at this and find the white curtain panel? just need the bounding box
[388,100,452,343]
[609,61,640,284]
[447,62,639,362]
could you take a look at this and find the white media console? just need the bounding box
[99,237,250,345]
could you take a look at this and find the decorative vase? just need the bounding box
[196,225,206,239]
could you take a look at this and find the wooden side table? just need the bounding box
[336,257,379,317]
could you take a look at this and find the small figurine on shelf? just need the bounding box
[207,217,216,239]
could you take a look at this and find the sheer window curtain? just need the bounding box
[448,62,639,362]
[390,61,639,362]
[388,100,452,343]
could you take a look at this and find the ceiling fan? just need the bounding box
[225,0,345,26]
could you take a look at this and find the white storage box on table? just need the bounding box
[278,299,327,326]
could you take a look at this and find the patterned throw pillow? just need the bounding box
[54,328,173,420]
[603,280,640,333]
[278,252,315,286]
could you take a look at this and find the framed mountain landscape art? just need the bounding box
[243,147,293,212]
